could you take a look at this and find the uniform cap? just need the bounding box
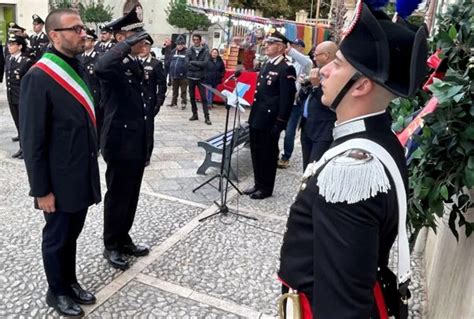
[145,34,153,45]
[8,33,27,47]
[104,4,145,32]
[266,28,290,44]
[32,14,45,24]
[86,28,98,40]
[8,22,26,32]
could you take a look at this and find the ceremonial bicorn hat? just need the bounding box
[339,0,428,97]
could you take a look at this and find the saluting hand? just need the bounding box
[125,31,149,46]
[38,193,56,213]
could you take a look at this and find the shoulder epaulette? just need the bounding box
[316,150,391,204]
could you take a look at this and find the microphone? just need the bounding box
[224,70,242,84]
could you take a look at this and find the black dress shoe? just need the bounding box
[11,149,23,159]
[11,136,19,142]
[120,243,149,257]
[103,249,129,270]
[243,185,258,195]
[70,283,96,305]
[249,190,271,200]
[46,290,84,317]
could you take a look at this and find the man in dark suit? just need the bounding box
[29,14,50,62]
[20,9,101,317]
[244,29,296,200]
[5,34,33,159]
[300,41,338,170]
[95,4,151,271]
[78,28,103,145]
[139,35,167,165]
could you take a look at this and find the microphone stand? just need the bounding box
[195,79,257,223]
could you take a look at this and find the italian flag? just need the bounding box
[35,52,96,127]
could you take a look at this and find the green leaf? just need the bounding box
[453,92,465,103]
[440,185,449,200]
[468,156,474,169]
[463,126,474,140]
[448,25,458,39]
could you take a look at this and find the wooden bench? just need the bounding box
[196,122,250,181]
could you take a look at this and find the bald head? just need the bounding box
[314,41,338,67]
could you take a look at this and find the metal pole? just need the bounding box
[315,0,321,24]
[310,0,314,19]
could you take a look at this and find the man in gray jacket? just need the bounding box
[186,34,211,125]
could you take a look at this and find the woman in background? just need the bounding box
[204,48,225,109]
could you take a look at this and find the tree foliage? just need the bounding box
[49,0,113,26]
[80,1,114,26]
[390,0,474,241]
[229,0,331,20]
[167,0,211,35]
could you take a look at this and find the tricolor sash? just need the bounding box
[35,52,96,126]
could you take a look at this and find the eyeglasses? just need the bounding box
[54,25,86,34]
[314,52,327,57]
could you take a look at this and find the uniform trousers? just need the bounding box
[249,127,280,194]
[300,125,332,171]
[188,79,209,117]
[171,78,187,105]
[8,101,19,134]
[103,159,145,250]
[42,209,87,295]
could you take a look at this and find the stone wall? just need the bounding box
[424,208,474,318]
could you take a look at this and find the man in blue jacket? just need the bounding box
[168,35,188,110]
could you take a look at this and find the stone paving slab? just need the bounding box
[88,280,242,319]
[0,150,204,317]
[142,213,287,317]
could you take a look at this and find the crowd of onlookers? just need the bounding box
[161,34,225,125]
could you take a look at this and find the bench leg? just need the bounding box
[197,151,213,175]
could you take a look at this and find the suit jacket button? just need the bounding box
[144,116,147,120]
[90,152,95,158]
[124,124,127,128]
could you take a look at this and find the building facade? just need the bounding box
[102,0,226,48]
[0,0,48,43]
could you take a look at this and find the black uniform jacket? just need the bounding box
[95,40,115,55]
[29,31,49,61]
[19,48,101,213]
[0,41,4,82]
[141,54,167,116]
[304,86,336,142]
[95,41,148,162]
[279,111,408,318]
[6,53,33,105]
[78,50,101,107]
[248,56,296,130]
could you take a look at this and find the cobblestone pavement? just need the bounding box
[0,84,426,318]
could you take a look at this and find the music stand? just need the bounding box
[194,83,256,222]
